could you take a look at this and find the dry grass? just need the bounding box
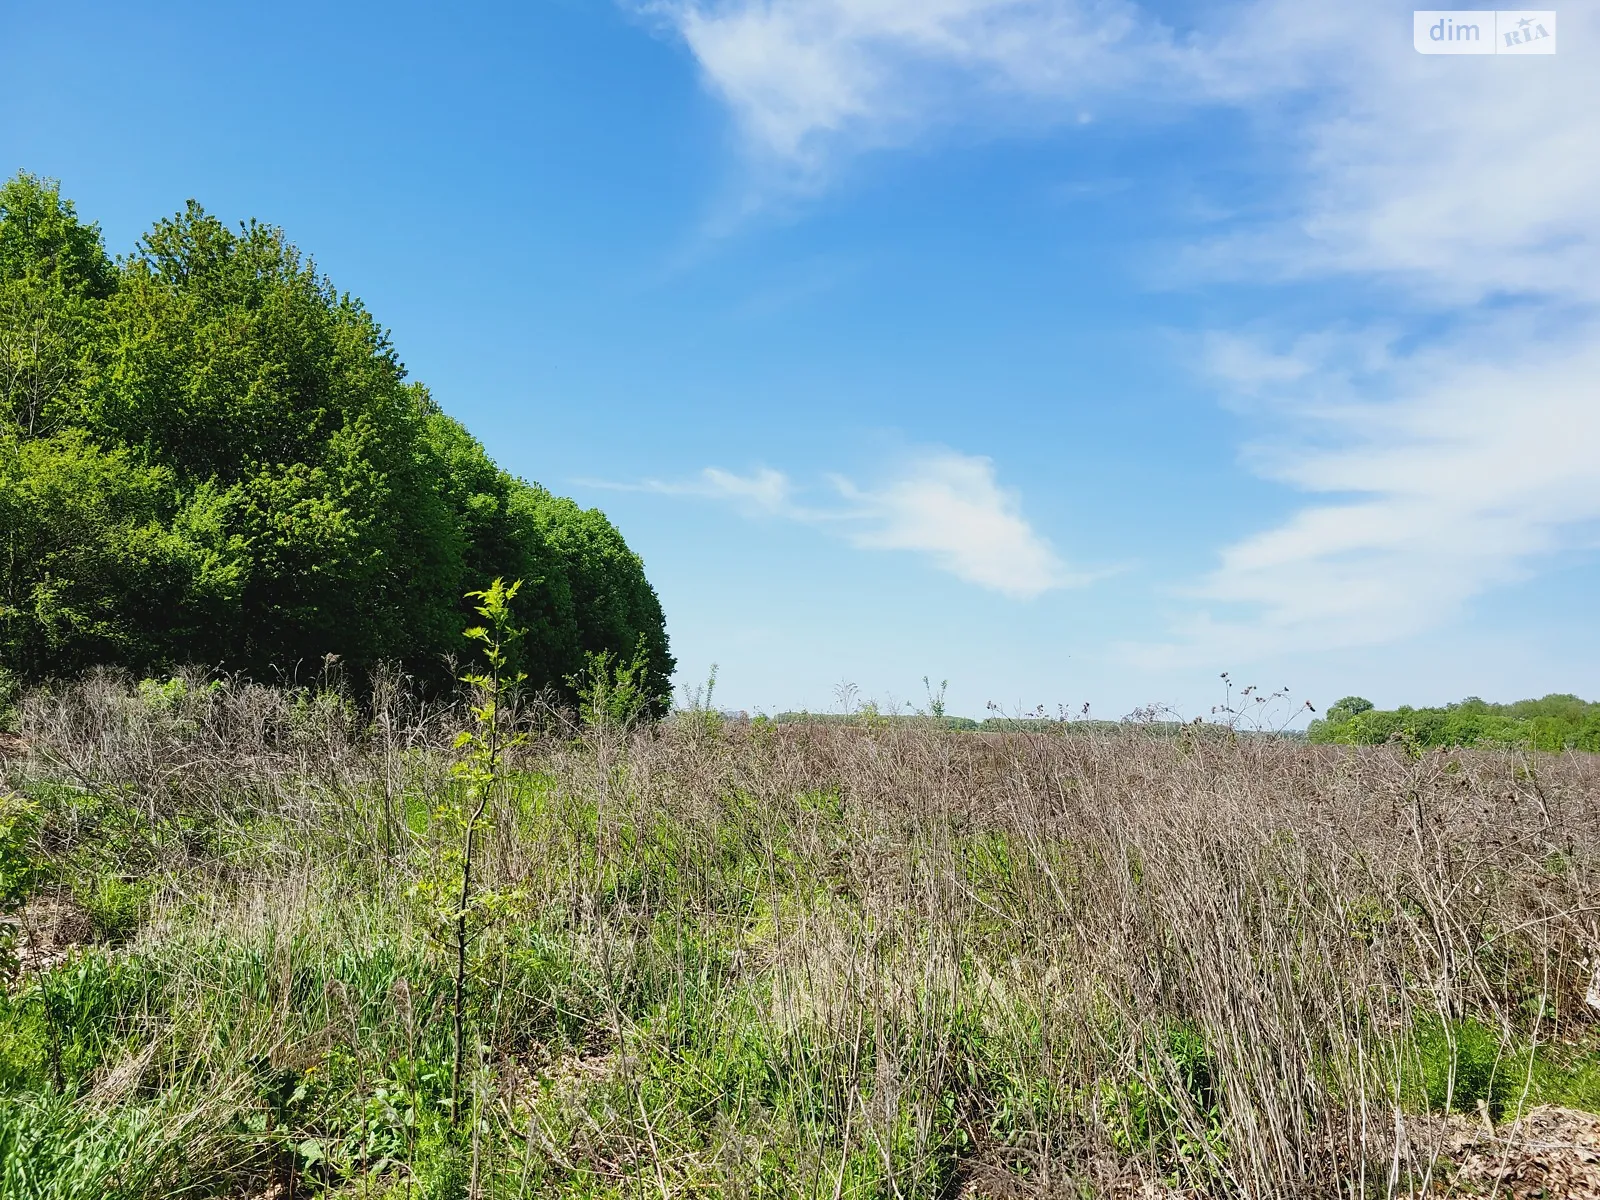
[2,674,1598,1198]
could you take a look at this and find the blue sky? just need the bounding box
[6,1,1597,720]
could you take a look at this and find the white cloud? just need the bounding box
[690,465,799,513]
[1129,321,1600,666]
[1185,3,1600,305]
[656,0,1600,300]
[653,0,1179,184]
[831,449,1077,597]
[580,465,804,516]
[1151,2,1600,662]
[594,448,1078,598]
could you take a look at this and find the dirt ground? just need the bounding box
[1408,1105,1600,1198]
[950,1107,1600,1199]
[9,891,95,976]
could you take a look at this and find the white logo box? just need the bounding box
[1414,10,1556,53]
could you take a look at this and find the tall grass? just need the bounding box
[1,672,1597,1197]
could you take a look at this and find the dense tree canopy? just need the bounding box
[1308,693,1600,751]
[0,172,673,703]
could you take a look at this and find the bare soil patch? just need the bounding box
[12,890,94,975]
[1412,1106,1600,1198]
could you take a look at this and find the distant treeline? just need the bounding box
[767,697,1600,751]
[766,712,1296,737]
[1307,694,1600,751]
[769,712,1116,732]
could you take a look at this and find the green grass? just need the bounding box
[0,1091,224,1200]
[1529,1033,1600,1113]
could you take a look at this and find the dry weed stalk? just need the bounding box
[7,678,1598,1197]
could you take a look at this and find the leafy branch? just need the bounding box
[412,578,528,1122]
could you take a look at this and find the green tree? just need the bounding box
[0,174,112,442]
[526,490,674,712]
[1328,696,1374,721]
[0,431,244,676]
[71,201,465,675]
[0,173,673,698]
[0,174,114,298]
[420,413,582,690]
[1309,692,1600,750]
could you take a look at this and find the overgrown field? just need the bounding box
[2,675,1598,1198]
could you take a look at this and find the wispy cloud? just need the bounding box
[830,450,1081,597]
[1128,320,1600,666]
[647,0,1181,188]
[597,465,804,515]
[652,0,1600,299]
[1146,3,1600,662]
[590,448,1080,598]
[1181,3,1600,306]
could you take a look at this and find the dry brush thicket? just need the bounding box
[2,673,1598,1198]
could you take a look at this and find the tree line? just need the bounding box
[0,173,672,704]
[1307,693,1600,751]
